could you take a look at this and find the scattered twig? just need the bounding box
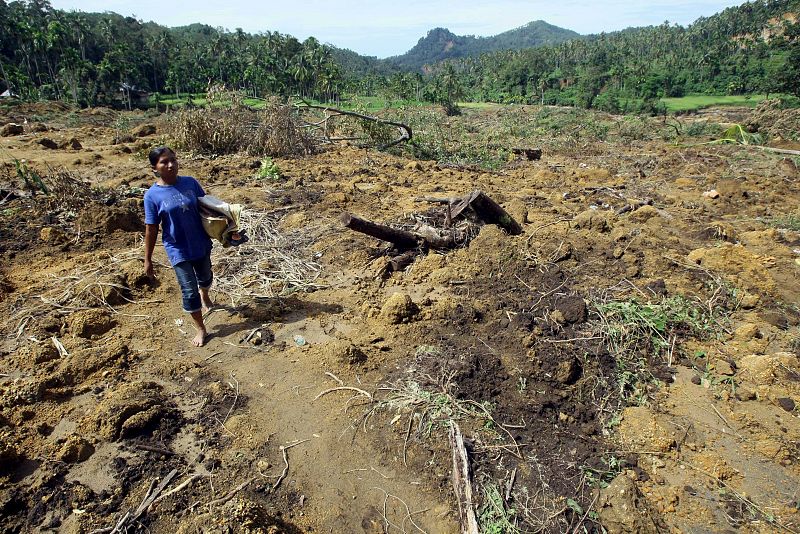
[505,468,517,502]
[107,469,178,533]
[449,421,479,534]
[205,476,256,509]
[152,474,205,505]
[271,439,311,492]
[314,386,373,401]
[325,371,344,385]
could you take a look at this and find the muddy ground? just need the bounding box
[0,102,799,533]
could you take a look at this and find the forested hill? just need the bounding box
[387,21,580,71]
[442,0,800,111]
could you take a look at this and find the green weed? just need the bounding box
[378,378,494,437]
[593,295,718,403]
[767,214,800,231]
[583,455,625,488]
[257,157,282,180]
[13,159,48,194]
[478,484,519,534]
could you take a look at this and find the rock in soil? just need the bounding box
[597,472,663,533]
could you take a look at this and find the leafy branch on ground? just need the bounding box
[591,294,722,404]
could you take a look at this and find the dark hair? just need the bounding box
[148,146,175,167]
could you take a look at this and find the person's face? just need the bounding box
[153,151,178,181]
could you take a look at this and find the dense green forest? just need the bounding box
[0,0,798,114]
[0,0,344,105]
[438,0,800,112]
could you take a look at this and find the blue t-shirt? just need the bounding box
[144,176,212,266]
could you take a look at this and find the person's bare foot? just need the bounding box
[192,328,208,347]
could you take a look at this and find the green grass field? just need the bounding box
[660,94,768,113]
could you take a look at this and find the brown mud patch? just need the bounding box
[1,102,800,532]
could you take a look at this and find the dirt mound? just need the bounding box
[176,498,302,533]
[746,99,800,142]
[687,244,777,295]
[81,381,175,441]
[66,308,117,338]
[76,199,143,234]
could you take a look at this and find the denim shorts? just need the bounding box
[173,254,213,313]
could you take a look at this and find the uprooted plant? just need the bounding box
[591,293,722,405]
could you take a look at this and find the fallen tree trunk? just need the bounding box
[339,213,419,249]
[451,190,523,235]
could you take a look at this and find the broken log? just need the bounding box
[615,198,653,216]
[451,190,523,235]
[389,251,416,271]
[449,421,479,534]
[340,213,419,249]
[512,147,543,160]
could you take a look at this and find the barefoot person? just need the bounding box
[143,147,214,347]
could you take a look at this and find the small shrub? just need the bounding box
[257,157,282,181]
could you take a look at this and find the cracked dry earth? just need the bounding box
[0,103,799,533]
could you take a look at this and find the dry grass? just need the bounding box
[211,209,324,306]
[170,89,316,157]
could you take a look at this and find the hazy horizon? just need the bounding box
[48,0,749,58]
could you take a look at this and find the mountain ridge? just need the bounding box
[384,20,580,71]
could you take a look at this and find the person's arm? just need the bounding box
[144,223,158,277]
[143,193,159,277]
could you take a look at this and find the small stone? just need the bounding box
[40,227,66,243]
[702,189,720,199]
[613,246,624,259]
[739,293,760,309]
[38,137,58,149]
[715,360,735,376]
[555,357,582,385]
[735,387,756,401]
[776,397,795,412]
[57,435,94,463]
[257,459,271,471]
[734,323,760,341]
[59,137,82,150]
[549,309,566,324]
[554,296,587,323]
[691,374,702,385]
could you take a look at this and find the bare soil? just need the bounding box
[0,103,799,533]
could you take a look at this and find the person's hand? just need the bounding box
[144,259,155,279]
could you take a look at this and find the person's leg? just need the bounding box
[174,261,208,347]
[193,254,214,311]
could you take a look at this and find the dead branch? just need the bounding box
[449,421,479,534]
[314,386,373,401]
[205,477,256,509]
[295,100,412,149]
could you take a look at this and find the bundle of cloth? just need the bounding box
[198,195,248,247]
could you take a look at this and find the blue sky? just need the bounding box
[48,0,747,58]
